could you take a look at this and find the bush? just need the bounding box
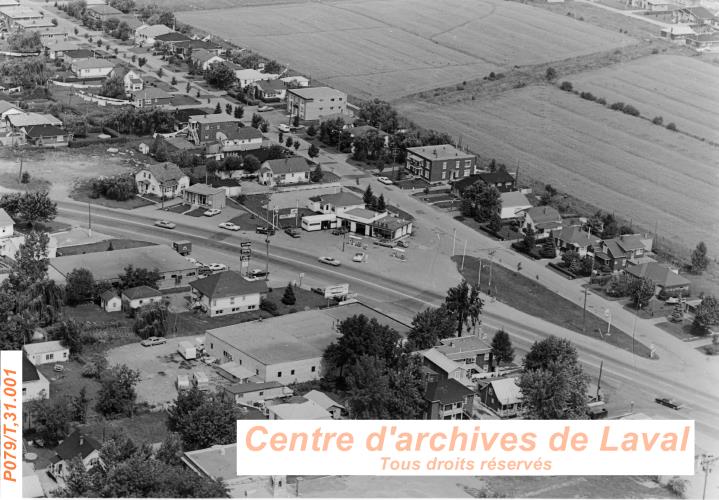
[666,122,677,132]
[81,354,108,379]
[559,81,573,92]
[545,67,557,80]
[666,477,687,498]
[597,97,607,105]
[281,283,296,305]
[20,172,30,184]
[609,102,625,111]
[580,91,596,101]
[622,104,640,117]
[89,174,136,201]
[260,298,279,316]
[652,116,663,126]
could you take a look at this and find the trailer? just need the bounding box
[176,374,190,392]
[193,371,210,391]
[177,341,197,360]
[172,240,192,256]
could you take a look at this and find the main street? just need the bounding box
[55,200,719,455]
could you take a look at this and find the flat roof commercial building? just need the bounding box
[205,302,410,385]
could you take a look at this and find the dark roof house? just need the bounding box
[190,270,268,299]
[51,430,101,464]
[122,285,161,301]
[261,157,311,175]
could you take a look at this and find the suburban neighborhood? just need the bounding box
[0,0,717,499]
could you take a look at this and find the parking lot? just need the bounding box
[106,335,225,406]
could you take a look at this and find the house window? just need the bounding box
[464,159,471,167]
[216,310,223,314]
[442,171,447,180]
[455,161,460,168]
[277,371,282,377]
[311,366,316,372]
[46,353,53,361]
[259,391,264,396]
[442,162,447,169]
[210,343,213,349]
[230,297,235,305]
[248,305,256,310]
[290,369,295,375]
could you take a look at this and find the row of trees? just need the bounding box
[104,107,175,136]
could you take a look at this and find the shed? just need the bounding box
[100,289,121,312]
[23,340,69,366]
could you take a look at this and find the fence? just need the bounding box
[275,181,341,193]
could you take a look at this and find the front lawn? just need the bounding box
[0,171,51,192]
[78,411,170,445]
[656,320,708,342]
[56,238,154,257]
[454,256,652,357]
[71,184,155,210]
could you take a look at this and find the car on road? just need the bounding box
[154,220,176,229]
[141,336,167,347]
[204,209,222,217]
[278,124,291,132]
[257,105,273,112]
[197,266,212,276]
[377,176,393,185]
[352,252,365,263]
[218,222,241,231]
[655,397,685,410]
[208,263,228,272]
[256,226,276,235]
[284,227,300,238]
[246,269,269,281]
[318,256,341,267]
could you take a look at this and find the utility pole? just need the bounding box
[582,228,595,334]
[460,240,467,271]
[451,228,457,256]
[264,235,270,282]
[596,360,603,400]
[88,202,92,236]
[477,258,482,288]
[700,454,718,500]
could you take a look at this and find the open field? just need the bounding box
[397,85,719,257]
[177,0,633,100]
[570,55,719,143]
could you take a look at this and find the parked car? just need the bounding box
[208,263,228,272]
[141,336,167,347]
[318,256,341,267]
[655,397,685,410]
[665,296,686,305]
[257,105,273,112]
[185,256,199,265]
[377,176,393,185]
[284,227,300,238]
[218,222,241,231]
[396,240,409,248]
[352,252,365,263]
[332,227,348,235]
[247,269,269,280]
[154,220,176,229]
[197,266,212,276]
[256,226,276,235]
[374,239,394,247]
[204,209,222,217]
[278,124,291,132]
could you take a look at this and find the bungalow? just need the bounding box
[70,58,114,79]
[189,270,268,317]
[22,354,49,430]
[477,170,517,193]
[253,79,286,101]
[552,225,601,257]
[85,4,123,21]
[303,390,346,419]
[625,262,690,299]
[135,162,190,198]
[134,24,174,46]
[499,191,531,220]
[660,25,696,42]
[23,340,69,366]
[62,48,96,63]
[191,48,225,71]
[477,377,523,418]
[23,124,71,148]
[131,87,173,108]
[594,234,648,271]
[0,100,23,132]
[268,398,332,420]
[424,378,475,420]
[235,68,277,88]
[308,191,365,215]
[43,40,79,60]
[174,39,223,59]
[6,113,62,133]
[521,206,562,239]
[121,285,163,312]
[183,183,226,210]
[222,381,291,406]
[259,157,311,186]
[100,289,122,312]
[49,431,101,481]
[280,75,310,87]
[346,124,390,152]
[153,31,191,52]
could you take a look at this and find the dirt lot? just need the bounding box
[398,84,719,258]
[177,0,633,100]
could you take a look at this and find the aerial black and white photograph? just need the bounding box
[0,0,717,498]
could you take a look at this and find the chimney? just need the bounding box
[79,435,84,446]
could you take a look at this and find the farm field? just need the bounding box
[570,55,719,144]
[396,85,719,256]
[177,0,634,100]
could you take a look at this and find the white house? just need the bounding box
[134,23,174,46]
[70,58,114,79]
[0,101,23,132]
[259,157,311,186]
[135,162,190,198]
[520,205,563,239]
[99,289,122,312]
[234,68,278,88]
[303,390,345,419]
[23,340,69,366]
[123,69,143,93]
[189,270,267,317]
[0,207,14,238]
[121,285,162,311]
[49,431,101,480]
[222,381,291,405]
[499,191,532,220]
[268,398,332,420]
[280,75,310,87]
[22,355,49,403]
[192,48,225,71]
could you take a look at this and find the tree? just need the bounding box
[562,250,581,273]
[233,104,244,119]
[545,67,557,80]
[488,211,502,233]
[670,302,684,323]
[444,280,483,337]
[167,388,241,451]
[156,67,164,78]
[306,124,317,137]
[281,282,296,305]
[119,265,161,290]
[559,81,573,92]
[95,364,141,418]
[628,277,655,309]
[691,241,709,274]
[109,0,135,13]
[491,329,515,367]
[540,238,556,258]
[519,336,588,419]
[251,112,263,129]
[7,230,50,289]
[375,193,387,212]
[522,224,536,253]
[8,30,42,52]
[476,185,501,222]
[65,268,95,306]
[293,140,300,151]
[225,103,232,115]
[137,56,146,67]
[204,61,236,89]
[605,273,630,297]
[308,143,320,158]
[260,121,269,133]
[292,114,300,127]
[407,306,456,350]
[134,303,170,338]
[694,295,719,333]
[213,102,221,114]
[357,99,399,133]
[285,136,293,148]
[0,191,57,226]
[29,396,70,446]
[363,185,374,205]
[309,164,324,182]
[260,298,279,316]
[185,81,191,93]
[155,433,183,466]
[50,320,85,359]
[243,154,261,173]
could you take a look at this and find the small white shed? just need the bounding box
[100,289,122,312]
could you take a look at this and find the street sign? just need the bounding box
[241,242,251,247]
[240,249,252,256]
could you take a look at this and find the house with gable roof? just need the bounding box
[49,431,101,480]
[520,206,563,239]
[134,162,189,198]
[190,270,268,317]
[253,79,287,101]
[421,347,473,386]
[424,378,475,420]
[594,234,650,271]
[477,376,524,418]
[625,261,690,299]
[121,285,163,312]
[191,48,225,71]
[70,58,114,79]
[131,87,173,108]
[22,354,49,430]
[303,389,346,419]
[134,24,174,46]
[552,226,601,257]
[259,157,312,186]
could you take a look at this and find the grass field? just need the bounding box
[177,0,633,99]
[570,55,719,143]
[398,84,719,257]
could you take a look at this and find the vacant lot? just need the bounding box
[571,55,719,143]
[178,0,633,99]
[398,85,719,256]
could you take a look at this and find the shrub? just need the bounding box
[20,172,30,184]
[652,116,663,126]
[559,81,573,92]
[81,354,108,379]
[545,67,557,80]
[89,174,136,201]
[622,104,640,117]
[260,298,279,316]
[666,477,687,498]
[597,97,607,105]
[609,102,625,111]
[666,122,677,132]
[580,92,596,101]
[281,283,296,305]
